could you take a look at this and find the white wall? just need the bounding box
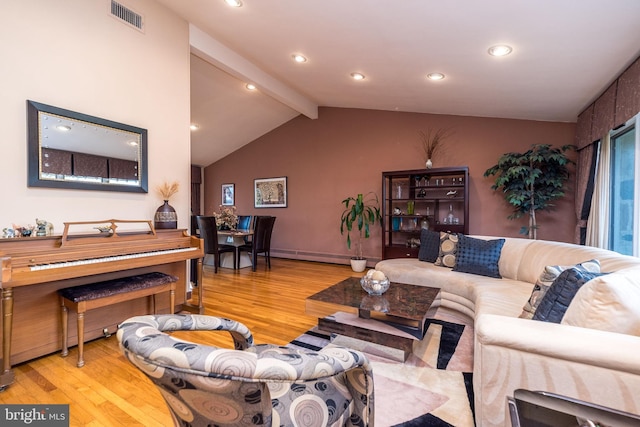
[0,0,191,233]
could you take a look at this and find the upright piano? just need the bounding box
[0,219,204,390]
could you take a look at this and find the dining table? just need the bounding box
[216,229,253,269]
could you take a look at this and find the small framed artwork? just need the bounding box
[254,176,287,208]
[222,183,234,206]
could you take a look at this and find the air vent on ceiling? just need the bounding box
[110,0,144,32]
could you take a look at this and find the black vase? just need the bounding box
[154,200,177,229]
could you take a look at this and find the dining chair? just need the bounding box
[237,215,252,231]
[237,216,276,271]
[118,314,374,427]
[195,215,236,273]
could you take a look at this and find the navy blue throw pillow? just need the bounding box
[452,235,505,278]
[532,268,605,323]
[418,229,440,263]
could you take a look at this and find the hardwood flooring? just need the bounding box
[0,258,358,426]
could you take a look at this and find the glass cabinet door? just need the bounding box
[383,167,469,259]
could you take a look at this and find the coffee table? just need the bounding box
[305,277,441,361]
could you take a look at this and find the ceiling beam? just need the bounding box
[189,24,318,120]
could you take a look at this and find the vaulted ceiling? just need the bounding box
[155,0,640,167]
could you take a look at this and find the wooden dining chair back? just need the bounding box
[196,216,236,273]
[238,216,276,271]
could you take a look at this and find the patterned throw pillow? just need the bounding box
[519,259,600,319]
[418,229,440,263]
[453,235,505,278]
[532,268,605,323]
[434,232,458,268]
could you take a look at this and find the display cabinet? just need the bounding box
[382,167,469,259]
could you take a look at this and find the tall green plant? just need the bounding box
[340,192,382,260]
[484,144,575,239]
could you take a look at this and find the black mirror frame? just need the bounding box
[27,100,148,193]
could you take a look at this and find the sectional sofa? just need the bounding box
[375,234,640,427]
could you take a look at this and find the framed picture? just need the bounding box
[222,183,234,206]
[254,177,287,208]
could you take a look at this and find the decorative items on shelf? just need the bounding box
[407,201,414,215]
[407,237,420,248]
[418,128,454,170]
[213,205,238,230]
[420,217,430,230]
[154,181,179,229]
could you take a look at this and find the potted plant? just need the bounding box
[484,143,575,239]
[340,192,382,272]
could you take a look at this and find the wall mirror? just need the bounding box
[27,100,148,193]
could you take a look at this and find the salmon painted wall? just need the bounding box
[204,107,577,266]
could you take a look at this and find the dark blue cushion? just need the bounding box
[532,268,604,323]
[418,229,440,263]
[453,235,505,278]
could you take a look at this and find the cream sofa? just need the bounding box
[375,235,640,427]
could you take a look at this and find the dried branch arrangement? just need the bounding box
[157,181,179,201]
[418,128,453,160]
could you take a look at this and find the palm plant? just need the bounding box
[484,144,575,239]
[340,192,382,260]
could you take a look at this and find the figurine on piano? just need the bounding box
[35,218,53,236]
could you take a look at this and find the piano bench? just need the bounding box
[58,272,178,367]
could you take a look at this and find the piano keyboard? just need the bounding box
[30,247,199,271]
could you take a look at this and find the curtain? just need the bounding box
[574,143,597,244]
[191,165,202,215]
[586,135,610,248]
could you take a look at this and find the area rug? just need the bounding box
[289,312,475,427]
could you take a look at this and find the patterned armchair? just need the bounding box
[117,314,374,427]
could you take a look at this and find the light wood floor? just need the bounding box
[0,258,358,426]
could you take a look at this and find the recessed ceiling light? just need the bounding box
[245,83,257,90]
[427,73,445,81]
[224,0,242,7]
[488,45,512,57]
[292,54,307,63]
[127,141,139,146]
[190,124,199,131]
[56,125,71,131]
[351,72,365,81]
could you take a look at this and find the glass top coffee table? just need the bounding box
[306,277,441,361]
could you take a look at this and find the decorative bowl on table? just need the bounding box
[360,269,390,295]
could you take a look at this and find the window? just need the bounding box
[609,116,639,255]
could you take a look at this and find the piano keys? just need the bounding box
[0,219,204,390]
